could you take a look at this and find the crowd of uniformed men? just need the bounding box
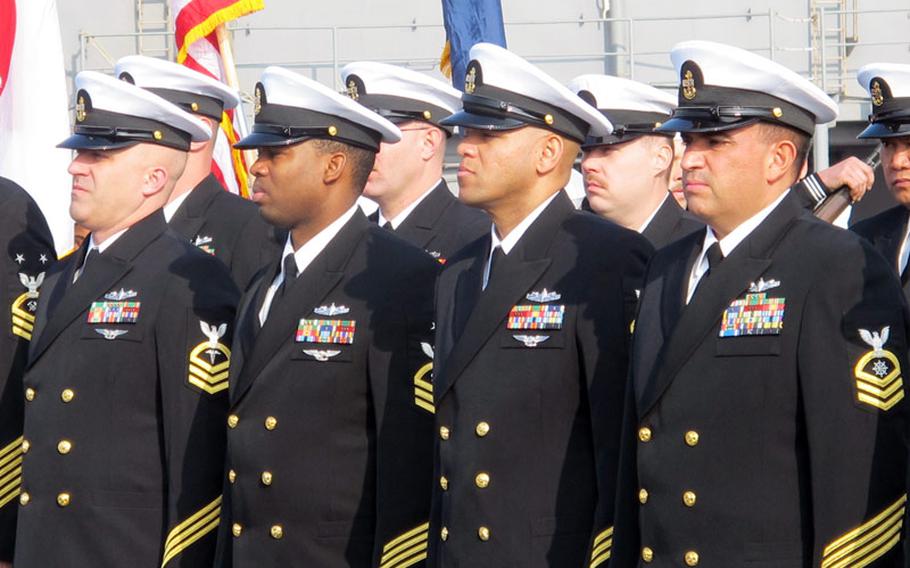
[0,38,909,568]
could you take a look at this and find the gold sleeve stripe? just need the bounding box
[380,522,429,568]
[413,362,435,414]
[0,437,24,509]
[0,437,23,464]
[160,496,222,567]
[590,550,611,568]
[821,494,906,568]
[590,526,613,568]
[382,522,430,552]
[592,526,613,547]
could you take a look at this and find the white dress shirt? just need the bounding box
[162,190,192,223]
[898,219,910,276]
[258,205,359,325]
[482,192,559,290]
[73,228,129,282]
[376,180,441,229]
[638,195,669,234]
[685,190,790,304]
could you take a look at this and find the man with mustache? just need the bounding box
[612,41,909,567]
[341,61,489,265]
[215,66,437,567]
[572,75,873,249]
[427,43,652,568]
[571,74,702,249]
[11,71,239,567]
[851,63,910,303]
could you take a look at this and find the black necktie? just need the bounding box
[691,242,723,302]
[703,242,724,280]
[484,246,505,290]
[268,253,298,319]
[382,221,393,231]
[74,247,98,284]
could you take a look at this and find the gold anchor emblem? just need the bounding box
[871,80,884,107]
[346,79,359,101]
[682,70,697,101]
[254,85,263,116]
[465,66,477,95]
[75,95,87,123]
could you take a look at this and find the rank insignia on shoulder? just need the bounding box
[11,272,45,341]
[302,349,341,362]
[87,301,141,324]
[513,334,550,348]
[719,293,785,337]
[854,326,904,411]
[414,343,434,414]
[507,304,565,330]
[192,235,215,255]
[104,288,138,301]
[296,319,356,344]
[748,277,781,293]
[188,321,231,394]
[313,303,350,317]
[526,288,561,303]
[95,328,128,341]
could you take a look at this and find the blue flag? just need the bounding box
[440,0,506,90]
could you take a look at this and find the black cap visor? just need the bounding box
[858,121,910,140]
[57,133,140,151]
[440,109,527,132]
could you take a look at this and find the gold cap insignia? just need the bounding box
[682,70,697,101]
[465,66,477,95]
[871,80,884,107]
[423,110,432,120]
[190,102,199,112]
[327,125,338,136]
[254,85,263,116]
[75,96,87,123]
[772,107,783,118]
[347,79,359,101]
[153,130,163,141]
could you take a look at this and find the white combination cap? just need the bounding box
[341,61,461,133]
[440,43,613,143]
[856,63,910,139]
[58,70,211,151]
[569,74,676,146]
[658,40,838,136]
[115,55,240,120]
[235,66,401,151]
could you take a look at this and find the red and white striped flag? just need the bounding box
[171,0,264,198]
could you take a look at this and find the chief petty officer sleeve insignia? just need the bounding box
[821,494,907,568]
[853,326,905,411]
[379,521,430,568]
[187,321,231,395]
[11,271,44,340]
[413,341,434,414]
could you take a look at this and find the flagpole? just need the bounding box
[214,24,257,178]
